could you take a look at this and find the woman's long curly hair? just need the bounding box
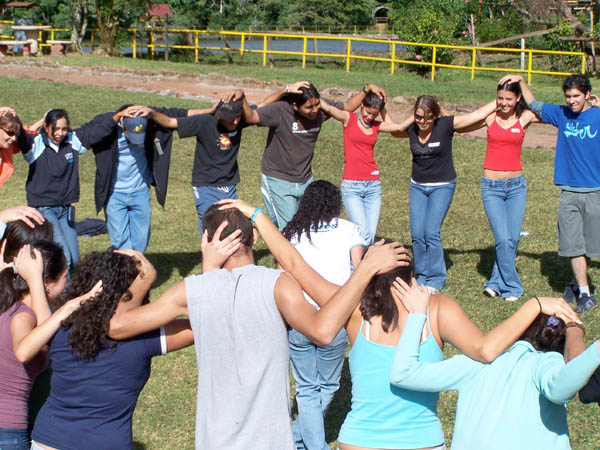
[62,250,140,360]
[360,265,412,333]
[0,240,66,315]
[282,180,341,244]
[520,313,566,354]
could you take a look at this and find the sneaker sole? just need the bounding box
[483,288,499,298]
[576,302,598,313]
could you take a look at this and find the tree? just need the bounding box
[93,0,149,55]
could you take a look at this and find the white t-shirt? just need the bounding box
[290,218,366,309]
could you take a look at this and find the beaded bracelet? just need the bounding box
[250,207,264,223]
[566,322,586,336]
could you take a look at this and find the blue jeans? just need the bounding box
[289,327,347,450]
[193,185,237,233]
[0,427,29,450]
[481,175,527,298]
[261,174,313,231]
[105,186,152,252]
[409,181,456,291]
[341,179,382,244]
[38,205,79,270]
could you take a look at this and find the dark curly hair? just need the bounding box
[360,265,412,333]
[0,240,66,315]
[62,250,140,360]
[282,180,341,244]
[2,219,54,263]
[519,313,566,354]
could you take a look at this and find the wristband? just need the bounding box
[566,322,585,336]
[362,85,368,94]
[285,85,290,94]
[250,207,263,223]
[534,296,542,314]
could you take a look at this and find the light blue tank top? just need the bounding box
[338,310,445,448]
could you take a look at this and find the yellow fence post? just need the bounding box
[50,29,55,41]
[582,53,587,74]
[391,43,395,75]
[195,31,199,63]
[133,31,137,59]
[346,38,351,72]
[302,37,307,68]
[263,34,267,66]
[471,48,476,80]
[431,46,437,81]
[527,51,532,84]
[150,32,154,60]
[240,33,245,57]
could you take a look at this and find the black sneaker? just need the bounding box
[575,294,598,313]
[563,282,579,304]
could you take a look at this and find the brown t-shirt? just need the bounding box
[258,99,344,183]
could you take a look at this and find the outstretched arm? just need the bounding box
[452,100,497,130]
[319,100,350,125]
[437,296,581,363]
[131,106,178,129]
[256,81,310,108]
[380,113,415,135]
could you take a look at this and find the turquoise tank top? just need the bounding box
[338,311,445,448]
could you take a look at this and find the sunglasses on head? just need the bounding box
[1,127,17,137]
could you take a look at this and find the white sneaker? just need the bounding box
[426,286,440,295]
[483,288,499,298]
[503,296,519,302]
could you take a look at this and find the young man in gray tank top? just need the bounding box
[107,200,408,450]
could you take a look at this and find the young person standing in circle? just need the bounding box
[242,83,387,230]
[319,94,414,244]
[478,80,538,302]
[391,97,497,293]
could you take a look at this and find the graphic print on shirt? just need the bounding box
[411,141,441,159]
[563,121,598,140]
[292,121,320,135]
[217,129,238,151]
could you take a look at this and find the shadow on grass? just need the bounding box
[133,442,147,450]
[147,251,201,287]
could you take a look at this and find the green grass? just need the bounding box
[2,65,600,449]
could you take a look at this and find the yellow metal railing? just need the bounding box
[21,27,589,81]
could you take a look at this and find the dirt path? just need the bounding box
[0,59,558,149]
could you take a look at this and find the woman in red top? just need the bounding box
[320,93,413,244]
[478,80,538,301]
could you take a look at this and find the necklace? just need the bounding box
[357,113,372,129]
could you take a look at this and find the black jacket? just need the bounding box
[79,105,188,213]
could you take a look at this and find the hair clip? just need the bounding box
[546,316,560,327]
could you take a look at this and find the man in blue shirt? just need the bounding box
[501,73,600,312]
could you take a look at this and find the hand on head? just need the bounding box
[366,84,387,102]
[217,198,256,219]
[64,280,103,315]
[392,276,430,315]
[0,205,45,228]
[201,220,242,271]
[287,81,310,94]
[13,244,43,284]
[221,89,245,104]
[536,296,581,324]
[114,249,156,282]
[498,74,523,86]
[363,239,411,275]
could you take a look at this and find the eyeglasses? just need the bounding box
[414,113,434,121]
[0,127,17,137]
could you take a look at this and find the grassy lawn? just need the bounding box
[2,61,599,449]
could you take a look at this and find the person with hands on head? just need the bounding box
[28,248,193,450]
[319,93,414,244]
[106,197,406,450]
[241,82,388,230]
[499,73,600,313]
[134,84,296,233]
[390,277,594,450]
[391,96,497,294]
[0,205,46,243]
[0,241,70,450]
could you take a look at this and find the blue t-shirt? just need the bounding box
[32,326,165,450]
[541,103,600,188]
[112,126,152,193]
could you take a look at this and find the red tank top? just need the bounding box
[483,118,524,171]
[342,113,381,180]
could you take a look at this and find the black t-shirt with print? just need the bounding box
[407,115,456,183]
[177,114,249,187]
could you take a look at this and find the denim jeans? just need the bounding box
[193,184,237,233]
[105,186,151,252]
[481,175,527,298]
[0,427,29,450]
[341,179,382,244]
[289,327,347,450]
[38,205,79,270]
[261,174,313,231]
[409,181,456,291]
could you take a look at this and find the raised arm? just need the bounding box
[257,81,310,108]
[113,249,156,309]
[499,74,535,105]
[186,101,219,116]
[437,296,580,363]
[452,100,497,130]
[13,281,102,363]
[131,106,178,129]
[16,246,51,325]
[344,84,387,112]
[319,100,350,125]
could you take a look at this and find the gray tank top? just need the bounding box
[185,264,293,450]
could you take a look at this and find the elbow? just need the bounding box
[14,348,33,364]
[309,325,338,347]
[473,344,498,364]
[107,316,127,340]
